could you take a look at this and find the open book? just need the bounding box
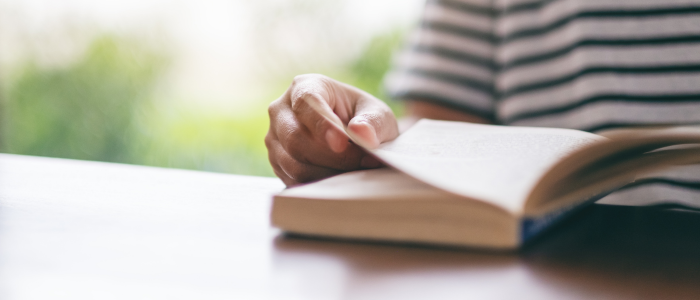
[271,119,700,249]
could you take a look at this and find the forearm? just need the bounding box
[398,100,492,132]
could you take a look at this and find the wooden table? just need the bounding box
[1,154,699,299]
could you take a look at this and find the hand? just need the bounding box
[265,74,399,187]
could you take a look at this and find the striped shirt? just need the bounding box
[385,0,700,207]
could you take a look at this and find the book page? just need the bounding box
[525,126,700,215]
[280,168,448,201]
[297,96,603,213]
[370,120,603,213]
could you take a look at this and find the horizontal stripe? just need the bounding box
[436,0,700,24]
[389,91,496,120]
[498,14,700,65]
[411,45,495,70]
[423,1,493,33]
[502,35,700,71]
[504,94,700,123]
[623,178,700,191]
[402,68,493,92]
[395,51,493,83]
[500,72,700,118]
[433,0,565,17]
[430,0,494,16]
[502,64,700,98]
[421,20,495,43]
[630,164,700,180]
[420,3,683,43]
[413,28,494,60]
[502,6,700,44]
[411,35,700,74]
[498,43,700,91]
[384,71,494,111]
[507,101,700,131]
[498,0,700,37]
[599,177,700,208]
[430,2,700,51]
[499,0,559,15]
[588,122,700,133]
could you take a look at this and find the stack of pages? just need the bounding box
[272,119,700,249]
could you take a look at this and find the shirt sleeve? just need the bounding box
[384,0,497,120]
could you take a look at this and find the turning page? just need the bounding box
[370,120,603,213]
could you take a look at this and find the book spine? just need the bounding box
[520,192,613,244]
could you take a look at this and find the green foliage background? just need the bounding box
[1,29,406,177]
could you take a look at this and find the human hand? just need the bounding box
[265,74,399,187]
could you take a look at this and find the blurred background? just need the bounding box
[0,0,423,177]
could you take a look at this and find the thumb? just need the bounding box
[347,98,398,149]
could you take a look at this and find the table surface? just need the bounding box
[1,153,699,300]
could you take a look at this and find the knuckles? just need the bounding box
[289,74,333,109]
[283,127,309,163]
[278,159,312,184]
[267,73,374,185]
[292,73,329,87]
[267,98,284,117]
[264,130,275,149]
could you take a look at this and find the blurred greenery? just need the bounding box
[1,27,407,177]
[2,35,167,163]
[345,28,407,116]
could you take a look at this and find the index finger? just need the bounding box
[300,92,376,150]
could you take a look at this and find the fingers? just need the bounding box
[289,92,350,153]
[287,74,398,150]
[347,94,399,148]
[289,74,354,124]
[266,130,343,186]
[265,74,395,186]
[288,74,352,153]
[271,100,369,171]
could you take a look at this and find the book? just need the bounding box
[271,119,700,249]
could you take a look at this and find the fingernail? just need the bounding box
[360,155,382,168]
